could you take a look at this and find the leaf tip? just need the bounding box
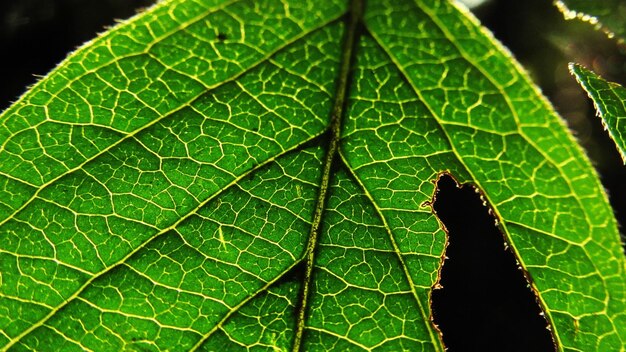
[567,62,587,78]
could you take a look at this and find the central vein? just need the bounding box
[291,0,363,351]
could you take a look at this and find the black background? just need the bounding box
[1,1,625,351]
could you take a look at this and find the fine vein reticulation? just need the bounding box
[0,0,625,351]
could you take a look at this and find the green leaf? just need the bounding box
[555,0,626,41]
[570,63,626,163]
[1,0,625,351]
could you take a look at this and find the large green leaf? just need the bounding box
[555,0,626,41]
[1,0,625,351]
[570,63,626,163]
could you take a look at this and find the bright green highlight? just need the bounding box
[556,0,626,41]
[1,0,625,351]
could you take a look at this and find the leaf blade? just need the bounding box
[0,2,347,348]
[353,0,626,350]
[1,0,625,351]
[570,63,626,163]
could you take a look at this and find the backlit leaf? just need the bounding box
[570,63,626,163]
[1,0,625,351]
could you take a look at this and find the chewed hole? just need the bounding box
[431,175,555,351]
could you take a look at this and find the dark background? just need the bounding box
[1,0,625,351]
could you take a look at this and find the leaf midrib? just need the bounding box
[290,0,362,350]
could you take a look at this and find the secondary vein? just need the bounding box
[291,0,363,351]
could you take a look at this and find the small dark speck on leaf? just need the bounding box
[217,32,227,41]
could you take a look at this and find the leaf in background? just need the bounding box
[555,0,626,42]
[570,63,626,163]
[0,0,625,351]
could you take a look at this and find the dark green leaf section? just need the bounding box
[1,0,626,351]
[570,63,626,163]
[556,0,626,41]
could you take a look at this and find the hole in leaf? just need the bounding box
[431,175,555,352]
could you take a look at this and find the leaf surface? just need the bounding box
[1,0,625,351]
[570,63,626,163]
